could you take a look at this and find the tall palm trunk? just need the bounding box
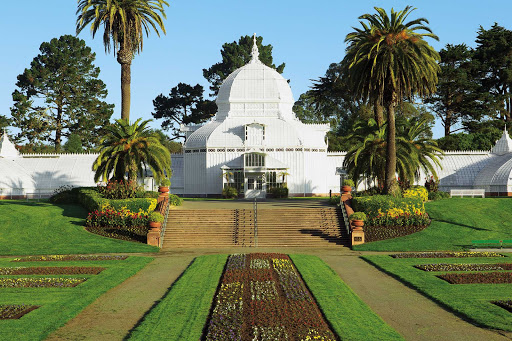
[118,48,132,121]
[385,101,398,195]
[373,100,384,127]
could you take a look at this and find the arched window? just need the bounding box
[245,123,265,145]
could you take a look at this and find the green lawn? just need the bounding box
[0,200,158,255]
[290,254,404,340]
[129,254,403,341]
[362,253,512,331]
[354,198,512,251]
[0,255,153,340]
[128,254,227,340]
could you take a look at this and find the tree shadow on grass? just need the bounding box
[432,219,494,232]
[0,200,88,225]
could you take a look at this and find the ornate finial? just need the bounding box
[250,33,260,64]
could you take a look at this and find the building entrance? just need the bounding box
[245,175,265,198]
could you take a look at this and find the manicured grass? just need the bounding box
[130,254,403,341]
[0,255,152,340]
[362,253,512,331]
[128,254,227,341]
[291,254,404,341]
[354,198,512,251]
[0,201,158,255]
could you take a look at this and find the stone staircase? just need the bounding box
[162,207,349,249]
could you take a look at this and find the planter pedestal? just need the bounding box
[351,228,365,246]
[147,227,161,246]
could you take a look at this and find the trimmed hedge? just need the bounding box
[352,195,425,217]
[169,194,183,206]
[75,188,157,213]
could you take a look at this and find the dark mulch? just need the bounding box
[0,305,39,319]
[493,300,512,313]
[364,224,428,243]
[437,272,512,284]
[86,226,148,243]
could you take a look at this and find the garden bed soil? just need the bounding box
[85,226,148,243]
[364,224,427,242]
[390,252,505,259]
[415,263,512,272]
[0,267,105,275]
[0,305,40,319]
[0,277,87,288]
[437,272,512,284]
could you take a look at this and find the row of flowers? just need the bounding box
[0,304,39,319]
[85,206,148,228]
[391,252,504,259]
[437,272,512,284]
[205,253,336,341]
[12,255,128,262]
[0,267,105,275]
[415,263,512,272]
[0,278,86,288]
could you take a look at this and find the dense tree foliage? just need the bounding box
[63,133,84,153]
[203,35,285,96]
[10,35,113,151]
[342,6,440,194]
[152,83,216,139]
[93,118,171,183]
[76,0,169,120]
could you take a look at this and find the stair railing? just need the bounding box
[253,198,258,247]
[159,196,170,248]
[338,203,351,238]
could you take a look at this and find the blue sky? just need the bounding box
[1,0,512,140]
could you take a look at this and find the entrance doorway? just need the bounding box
[245,175,265,198]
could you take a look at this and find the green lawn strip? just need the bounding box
[0,201,157,255]
[290,254,404,341]
[354,198,512,251]
[361,254,512,331]
[0,256,153,340]
[128,254,227,341]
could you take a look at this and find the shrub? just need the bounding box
[76,188,107,212]
[85,207,148,228]
[96,180,140,199]
[148,211,164,223]
[49,185,78,204]
[342,179,354,187]
[269,186,288,198]
[107,198,157,214]
[424,176,439,192]
[403,186,428,202]
[328,195,340,205]
[352,195,429,227]
[222,186,238,199]
[349,212,367,221]
[169,194,183,206]
[428,191,450,201]
[75,187,156,215]
[160,178,171,187]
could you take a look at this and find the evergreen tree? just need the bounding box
[10,35,113,150]
[203,35,285,96]
[152,83,216,139]
[63,133,83,153]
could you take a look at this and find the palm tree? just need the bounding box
[342,6,440,195]
[343,117,443,190]
[93,118,171,183]
[76,0,169,121]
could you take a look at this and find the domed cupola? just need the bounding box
[215,34,295,121]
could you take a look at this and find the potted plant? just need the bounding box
[158,178,171,193]
[349,211,366,229]
[148,211,164,229]
[342,179,354,194]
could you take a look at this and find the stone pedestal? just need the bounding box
[351,228,365,246]
[147,228,161,246]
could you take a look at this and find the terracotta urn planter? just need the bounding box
[158,186,169,193]
[351,219,364,228]
[341,185,352,194]
[149,221,161,229]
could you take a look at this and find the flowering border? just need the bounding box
[0,304,39,319]
[0,267,105,275]
[204,253,337,341]
[0,278,87,288]
[437,272,512,284]
[391,252,504,259]
[415,263,512,272]
[12,255,128,262]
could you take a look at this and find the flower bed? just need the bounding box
[415,263,512,272]
[0,267,105,275]
[85,226,148,243]
[438,272,512,284]
[0,304,39,319]
[391,252,504,259]
[364,224,428,242]
[12,255,128,262]
[493,300,512,313]
[204,253,336,341]
[0,278,86,288]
